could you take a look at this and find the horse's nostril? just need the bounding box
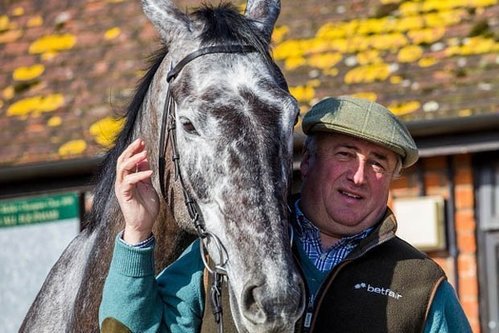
[241,283,268,324]
[241,277,304,327]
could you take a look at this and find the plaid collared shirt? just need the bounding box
[293,199,372,272]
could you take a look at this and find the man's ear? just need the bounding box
[300,150,311,179]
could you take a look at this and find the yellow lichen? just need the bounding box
[369,33,408,51]
[344,63,390,84]
[7,94,64,117]
[273,39,304,60]
[29,34,77,54]
[390,76,403,84]
[0,16,9,31]
[90,117,125,147]
[397,45,423,63]
[399,2,421,16]
[326,39,348,53]
[344,36,370,53]
[58,140,87,156]
[12,7,24,16]
[314,8,468,42]
[27,16,43,27]
[307,52,342,69]
[421,0,497,12]
[424,10,465,28]
[316,22,347,40]
[394,16,425,32]
[304,39,334,55]
[308,79,321,87]
[400,0,495,16]
[135,70,146,78]
[284,56,306,70]
[41,52,58,61]
[289,85,315,104]
[2,86,14,100]
[272,26,289,44]
[422,1,453,12]
[408,27,446,44]
[357,18,388,35]
[418,57,438,67]
[48,116,62,127]
[104,27,121,40]
[474,0,497,7]
[356,50,381,65]
[388,100,421,116]
[0,30,22,43]
[445,36,499,56]
[350,92,378,101]
[13,64,45,81]
[266,0,498,99]
[324,68,339,76]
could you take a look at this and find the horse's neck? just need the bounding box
[20,61,195,333]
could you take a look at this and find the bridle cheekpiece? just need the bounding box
[157,44,256,332]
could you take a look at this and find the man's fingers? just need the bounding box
[122,170,154,188]
[118,150,147,175]
[117,170,154,199]
[136,158,151,173]
[117,138,143,165]
[116,148,150,183]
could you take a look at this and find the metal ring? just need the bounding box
[200,231,229,275]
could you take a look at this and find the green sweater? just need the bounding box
[99,237,471,333]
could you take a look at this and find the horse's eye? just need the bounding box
[179,116,199,135]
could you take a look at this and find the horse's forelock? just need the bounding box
[192,4,270,60]
[190,3,289,91]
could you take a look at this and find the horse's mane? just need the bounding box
[83,46,168,231]
[83,3,285,230]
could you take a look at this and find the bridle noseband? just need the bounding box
[157,44,256,332]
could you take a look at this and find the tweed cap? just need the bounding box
[302,96,418,168]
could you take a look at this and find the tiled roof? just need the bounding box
[277,0,499,122]
[0,0,498,168]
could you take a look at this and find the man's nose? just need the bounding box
[352,159,367,185]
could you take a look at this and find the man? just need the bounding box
[289,96,471,332]
[100,96,472,332]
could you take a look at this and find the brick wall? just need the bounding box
[390,154,480,332]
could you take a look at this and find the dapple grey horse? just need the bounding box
[20,0,304,332]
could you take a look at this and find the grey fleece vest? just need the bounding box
[302,236,446,332]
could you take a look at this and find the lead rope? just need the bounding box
[157,45,257,332]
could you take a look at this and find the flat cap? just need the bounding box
[302,96,418,168]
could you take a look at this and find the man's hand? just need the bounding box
[115,138,159,244]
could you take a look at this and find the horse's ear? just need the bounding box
[244,0,280,43]
[141,0,191,44]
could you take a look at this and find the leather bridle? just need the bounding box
[157,44,256,332]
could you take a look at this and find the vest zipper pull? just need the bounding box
[303,294,315,331]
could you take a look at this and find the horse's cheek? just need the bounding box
[184,160,212,201]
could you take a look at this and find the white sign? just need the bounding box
[0,194,80,333]
[393,196,446,251]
